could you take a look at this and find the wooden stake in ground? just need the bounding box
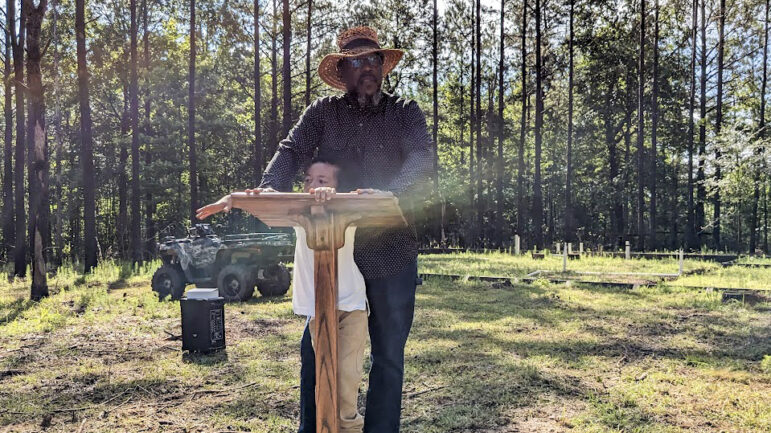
[231,192,407,433]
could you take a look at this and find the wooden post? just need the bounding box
[229,192,406,433]
[555,242,561,255]
[625,241,631,260]
[308,206,340,433]
[568,243,573,254]
[514,235,520,255]
[562,242,568,272]
[579,242,584,254]
[678,249,684,275]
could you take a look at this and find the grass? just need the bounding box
[420,252,771,290]
[667,268,771,290]
[1,258,769,432]
[418,251,718,277]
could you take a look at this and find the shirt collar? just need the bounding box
[343,91,389,114]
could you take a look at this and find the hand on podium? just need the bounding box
[195,187,276,220]
[308,187,336,202]
[355,188,393,196]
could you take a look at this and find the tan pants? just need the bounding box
[309,310,368,433]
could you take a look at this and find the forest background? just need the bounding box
[0,0,770,298]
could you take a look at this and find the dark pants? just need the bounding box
[298,260,418,433]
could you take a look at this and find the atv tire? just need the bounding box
[257,263,291,297]
[217,264,256,302]
[152,265,186,300]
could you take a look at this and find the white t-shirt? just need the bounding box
[292,226,367,317]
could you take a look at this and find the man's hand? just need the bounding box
[308,187,336,202]
[195,187,276,220]
[355,188,394,196]
[196,194,232,220]
[243,187,277,195]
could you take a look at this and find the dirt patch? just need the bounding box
[225,314,292,341]
[506,396,587,433]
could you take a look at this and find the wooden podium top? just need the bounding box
[230,192,408,228]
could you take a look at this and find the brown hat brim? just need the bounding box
[318,47,404,91]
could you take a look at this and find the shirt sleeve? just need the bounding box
[259,99,325,191]
[386,100,435,197]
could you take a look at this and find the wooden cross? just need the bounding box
[230,192,407,433]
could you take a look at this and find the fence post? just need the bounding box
[679,249,684,275]
[563,242,568,273]
[514,235,521,255]
[568,243,573,254]
[555,242,561,255]
[579,242,584,255]
[625,241,631,260]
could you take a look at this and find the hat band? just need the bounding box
[341,38,381,51]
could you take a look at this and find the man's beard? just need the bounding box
[356,90,382,108]
[350,76,382,108]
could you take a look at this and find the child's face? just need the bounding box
[303,162,339,192]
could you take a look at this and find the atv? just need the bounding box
[151,224,293,302]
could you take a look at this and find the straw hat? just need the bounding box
[318,26,404,91]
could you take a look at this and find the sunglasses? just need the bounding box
[343,54,383,69]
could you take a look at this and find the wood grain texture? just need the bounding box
[230,193,405,433]
[313,211,338,433]
[230,192,407,228]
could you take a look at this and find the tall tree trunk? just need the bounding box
[11,0,26,277]
[517,0,527,246]
[2,0,13,261]
[714,0,725,250]
[52,0,63,267]
[281,0,291,137]
[254,0,263,184]
[25,0,48,300]
[188,0,198,224]
[130,0,142,263]
[697,0,706,246]
[475,0,483,241]
[118,88,128,258]
[533,0,544,249]
[469,10,475,245]
[69,112,82,263]
[270,0,278,156]
[624,68,633,238]
[650,0,659,249]
[606,89,623,245]
[637,0,646,250]
[496,0,506,247]
[143,0,155,258]
[305,0,312,107]
[432,0,439,193]
[76,0,97,272]
[565,0,574,243]
[671,149,680,248]
[687,0,697,249]
[764,180,769,253]
[433,0,444,242]
[754,0,769,254]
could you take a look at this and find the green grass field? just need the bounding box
[1,257,769,432]
[419,252,771,290]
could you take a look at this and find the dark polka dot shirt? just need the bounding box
[259,92,434,279]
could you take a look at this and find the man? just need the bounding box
[197,25,432,432]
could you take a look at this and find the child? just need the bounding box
[292,157,367,433]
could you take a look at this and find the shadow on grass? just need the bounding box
[0,297,37,325]
[0,375,189,425]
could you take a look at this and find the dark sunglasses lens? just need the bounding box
[347,54,382,69]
